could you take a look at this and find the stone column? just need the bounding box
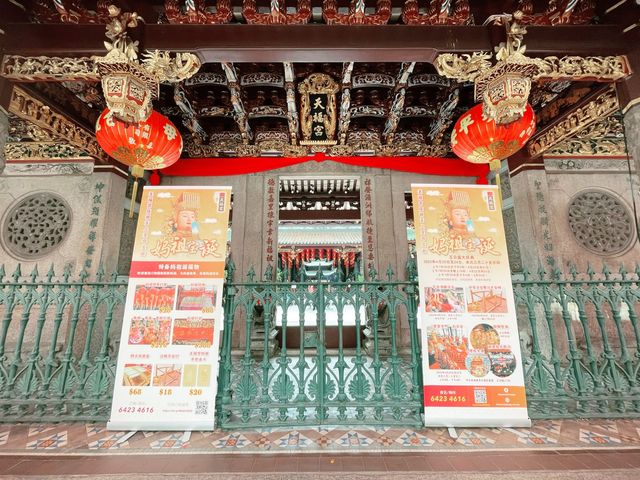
[624,103,640,183]
[509,169,556,272]
[0,109,8,175]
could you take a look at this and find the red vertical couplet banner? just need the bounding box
[411,184,530,427]
[108,186,232,431]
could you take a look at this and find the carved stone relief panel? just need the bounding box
[2,192,72,260]
[568,189,635,256]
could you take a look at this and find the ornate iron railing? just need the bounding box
[0,265,126,422]
[515,265,640,419]
[216,263,423,429]
[1,262,640,424]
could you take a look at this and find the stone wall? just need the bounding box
[0,167,127,277]
[510,157,640,273]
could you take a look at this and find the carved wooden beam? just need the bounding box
[7,85,111,164]
[337,62,354,145]
[516,0,596,26]
[402,0,472,25]
[383,61,416,145]
[283,62,300,144]
[1,24,628,62]
[221,62,252,144]
[164,0,233,24]
[242,0,311,25]
[528,84,619,157]
[30,0,111,24]
[323,0,391,25]
[0,55,99,82]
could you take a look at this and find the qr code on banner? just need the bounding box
[195,401,209,415]
[474,389,488,404]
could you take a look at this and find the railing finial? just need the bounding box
[569,262,578,281]
[386,264,395,281]
[12,264,22,282]
[619,263,628,281]
[264,264,274,281]
[29,264,39,282]
[246,265,256,282]
[46,263,56,282]
[96,262,106,282]
[586,262,595,280]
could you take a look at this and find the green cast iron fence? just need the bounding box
[0,265,126,422]
[1,262,640,424]
[515,265,640,418]
[216,264,423,429]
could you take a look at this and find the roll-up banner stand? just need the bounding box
[108,186,231,431]
[411,184,530,427]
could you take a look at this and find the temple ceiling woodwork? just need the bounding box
[1,0,636,166]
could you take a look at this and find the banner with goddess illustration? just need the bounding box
[109,186,231,431]
[411,184,530,427]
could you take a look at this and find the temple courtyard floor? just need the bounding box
[1,418,640,478]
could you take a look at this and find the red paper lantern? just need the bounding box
[451,103,536,165]
[96,108,183,215]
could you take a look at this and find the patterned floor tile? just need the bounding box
[87,432,131,450]
[579,429,622,445]
[252,434,272,449]
[376,435,395,447]
[336,431,373,447]
[532,420,563,436]
[395,430,435,447]
[516,431,559,446]
[276,431,310,448]
[86,424,107,437]
[3,419,640,454]
[455,430,496,447]
[150,433,190,449]
[213,433,250,449]
[315,434,332,447]
[26,431,68,450]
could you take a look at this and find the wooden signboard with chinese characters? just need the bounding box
[298,73,338,145]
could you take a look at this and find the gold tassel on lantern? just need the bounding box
[129,165,145,218]
[489,159,502,203]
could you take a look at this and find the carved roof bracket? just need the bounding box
[165,0,233,24]
[428,87,459,145]
[528,84,619,157]
[402,0,473,25]
[434,11,630,125]
[8,86,111,164]
[242,0,311,25]
[383,62,416,145]
[174,84,208,143]
[284,62,300,144]
[222,62,253,144]
[338,62,355,145]
[323,0,391,25]
[516,0,596,26]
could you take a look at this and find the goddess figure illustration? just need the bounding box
[443,190,477,243]
[167,192,200,239]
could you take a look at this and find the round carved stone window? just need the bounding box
[568,190,635,256]
[2,193,71,259]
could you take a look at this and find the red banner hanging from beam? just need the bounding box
[159,153,489,183]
